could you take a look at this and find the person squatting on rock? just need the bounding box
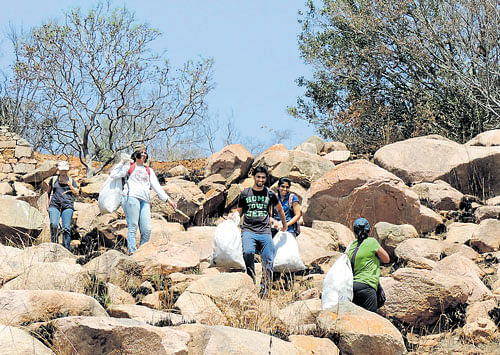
[43,161,79,251]
[109,144,177,255]
[270,177,301,237]
[346,217,390,312]
[231,166,288,298]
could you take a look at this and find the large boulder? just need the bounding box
[445,222,478,244]
[374,222,419,259]
[470,219,500,252]
[0,325,52,355]
[466,129,500,146]
[49,316,190,354]
[302,160,442,233]
[73,202,101,236]
[2,262,86,293]
[108,304,189,326]
[317,301,406,355]
[82,250,143,290]
[175,324,303,354]
[278,298,322,333]
[374,135,500,197]
[303,135,325,154]
[204,144,254,184]
[253,149,335,187]
[323,150,351,164]
[310,221,355,250]
[321,141,348,154]
[433,254,492,302]
[379,268,470,325]
[80,174,108,196]
[22,160,58,183]
[289,335,340,355]
[410,180,463,210]
[473,205,500,222]
[0,289,107,326]
[0,196,44,244]
[174,291,226,325]
[156,179,204,220]
[394,238,446,264]
[296,226,339,266]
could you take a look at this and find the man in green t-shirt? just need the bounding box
[347,218,390,312]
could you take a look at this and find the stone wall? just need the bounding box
[0,126,35,176]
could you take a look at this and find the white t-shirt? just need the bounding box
[109,162,170,202]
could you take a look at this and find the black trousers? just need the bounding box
[353,281,377,312]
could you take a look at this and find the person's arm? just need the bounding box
[67,179,79,196]
[287,201,302,226]
[150,169,177,210]
[42,178,52,211]
[274,202,288,232]
[109,161,130,179]
[377,247,390,264]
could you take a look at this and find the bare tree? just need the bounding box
[10,3,214,176]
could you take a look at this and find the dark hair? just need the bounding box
[253,166,269,177]
[131,150,148,163]
[278,177,291,187]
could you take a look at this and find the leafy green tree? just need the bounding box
[290,0,499,153]
[10,2,213,176]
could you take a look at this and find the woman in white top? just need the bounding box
[110,144,177,254]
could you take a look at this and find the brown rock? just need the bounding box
[374,222,418,259]
[0,196,44,245]
[14,145,33,158]
[486,195,500,206]
[374,135,500,197]
[50,316,190,354]
[204,144,254,184]
[108,304,189,326]
[0,325,52,354]
[466,299,497,324]
[317,301,406,355]
[321,141,348,154]
[310,221,355,250]
[198,173,226,193]
[22,160,58,183]
[174,291,225,325]
[433,254,491,302]
[466,129,500,146]
[296,226,338,266]
[80,174,108,196]
[278,298,322,333]
[82,250,143,290]
[470,219,500,252]
[323,150,351,164]
[302,160,442,233]
[168,164,188,177]
[106,283,136,305]
[289,335,340,355]
[410,180,463,210]
[474,205,500,222]
[0,289,107,326]
[445,222,478,244]
[295,142,317,154]
[379,268,470,325]
[461,318,498,344]
[2,262,86,293]
[394,238,446,263]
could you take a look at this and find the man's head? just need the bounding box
[252,166,268,190]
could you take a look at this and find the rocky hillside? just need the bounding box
[1,126,500,354]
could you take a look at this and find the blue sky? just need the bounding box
[0,1,316,154]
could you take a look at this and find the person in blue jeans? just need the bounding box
[231,166,287,298]
[109,144,177,255]
[43,161,79,251]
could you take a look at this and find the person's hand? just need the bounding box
[280,222,288,232]
[167,198,177,211]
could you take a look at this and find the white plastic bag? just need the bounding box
[273,231,306,273]
[210,214,245,270]
[98,177,123,214]
[321,253,353,310]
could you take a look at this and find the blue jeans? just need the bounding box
[121,195,152,254]
[48,207,73,250]
[242,231,275,296]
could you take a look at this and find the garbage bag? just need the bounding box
[211,213,245,270]
[273,231,306,273]
[98,177,122,214]
[321,253,353,310]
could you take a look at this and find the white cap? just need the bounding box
[57,161,70,171]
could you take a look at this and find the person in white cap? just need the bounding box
[42,160,79,251]
[110,144,177,255]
